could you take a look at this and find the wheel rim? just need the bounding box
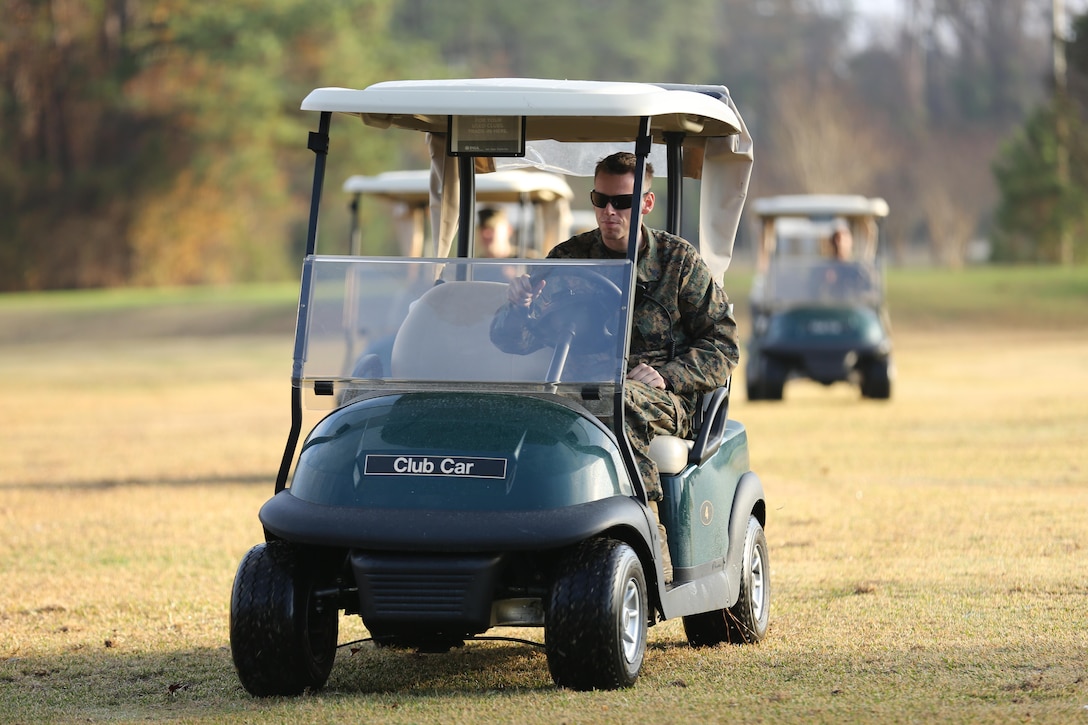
[750,543,767,622]
[620,577,643,662]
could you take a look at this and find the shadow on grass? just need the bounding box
[0,638,556,720]
[4,634,1085,721]
[329,639,555,694]
[0,646,252,720]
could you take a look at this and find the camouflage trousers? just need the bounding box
[624,382,695,500]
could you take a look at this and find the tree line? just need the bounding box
[1,0,1084,291]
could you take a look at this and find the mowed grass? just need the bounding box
[0,266,1086,724]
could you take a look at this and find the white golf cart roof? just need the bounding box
[304,79,743,139]
[342,168,573,205]
[751,194,889,268]
[751,194,889,219]
[303,78,753,280]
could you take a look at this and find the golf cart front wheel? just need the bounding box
[230,541,340,696]
[683,515,770,646]
[545,538,648,690]
[860,358,892,399]
[747,356,785,401]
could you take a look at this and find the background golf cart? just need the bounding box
[342,168,575,258]
[340,168,576,373]
[229,78,766,696]
[745,194,893,401]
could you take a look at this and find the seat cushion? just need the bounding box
[391,280,552,381]
[648,436,693,475]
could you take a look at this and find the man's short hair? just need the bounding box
[595,152,654,184]
[477,207,507,229]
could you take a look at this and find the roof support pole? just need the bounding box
[456,156,477,277]
[664,132,685,236]
[617,116,653,501]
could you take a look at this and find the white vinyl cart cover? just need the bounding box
[303,78,753,282]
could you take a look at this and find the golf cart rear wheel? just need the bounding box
[683,515,770,646]
[545,538,648,691]
[230,541,339,696]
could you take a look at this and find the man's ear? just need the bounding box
[642,190,655,214]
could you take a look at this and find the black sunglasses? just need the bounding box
[589,190,647,210]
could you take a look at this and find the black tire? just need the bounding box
[761,376,784,401]
[230,541,340,696]
[745,354,763,401]
[545,539,648,691]
[860,358,891,399]
[683,515,770,646]
[749,376,785,401]
[762,359,786,401]
[747,356,785,401]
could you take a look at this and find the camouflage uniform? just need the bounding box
[492,226,739,500]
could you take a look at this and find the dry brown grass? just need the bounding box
[1,279,1086,723]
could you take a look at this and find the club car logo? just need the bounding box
[364,454,507,479]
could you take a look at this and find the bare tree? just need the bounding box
[757,78,896,195]
[912,127,1004,266]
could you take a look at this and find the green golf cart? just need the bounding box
[229,78,768,695]
[745,194,893,400]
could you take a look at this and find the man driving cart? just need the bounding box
[491,151,740,583]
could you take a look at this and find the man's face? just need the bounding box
[479,222,511,258]
[832,230,853,260]
[593,171,654,253]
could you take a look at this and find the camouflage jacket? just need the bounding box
[491,226,739,403]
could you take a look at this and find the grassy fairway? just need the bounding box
[0,267,1086,723]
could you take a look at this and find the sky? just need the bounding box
[848,0,1088,50]
[853,0,1088,25]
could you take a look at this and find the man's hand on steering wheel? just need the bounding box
[508,274,545,307]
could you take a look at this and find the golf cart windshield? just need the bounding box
[756,259,882,308]
[298,256,632,416]
[749,194,889,310]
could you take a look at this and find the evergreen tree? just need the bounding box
[992,11,1088,264]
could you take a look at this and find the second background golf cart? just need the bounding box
[745,194,893,401]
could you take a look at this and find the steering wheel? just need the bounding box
[530,267,624,355]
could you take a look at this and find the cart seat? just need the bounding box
[391,280,553,382]
[648,436,692,476]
